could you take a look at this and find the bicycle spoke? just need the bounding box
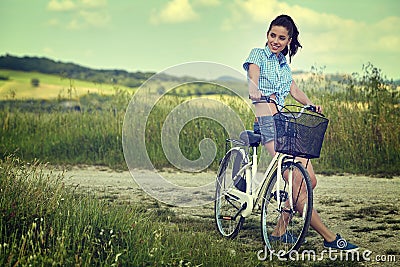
[214,149,245,238]
[261,162,313,256]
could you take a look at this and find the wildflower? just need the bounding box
[230,249,236,256]
[115,253,122,262]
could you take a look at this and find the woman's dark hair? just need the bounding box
[267,14,302,62]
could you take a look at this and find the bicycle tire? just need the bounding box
[214,148,246,239]
[260,161,313,256]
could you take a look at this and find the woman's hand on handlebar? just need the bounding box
[305,103,323,114]
[314,105,323,114]
[307,104,322,114]
[249,89,262,101]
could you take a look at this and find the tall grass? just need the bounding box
[143,93,254,170]
[0,90,131,169]
[0,64,399,175]
[298,64,400,175]
[0,109,125,168]
[0,154,271,266]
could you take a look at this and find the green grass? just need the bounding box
[0,64,399,175]
[0,154,279,266]
[1,155,370,266]
[0,108,126,168]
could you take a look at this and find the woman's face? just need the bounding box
[267,25,291,56]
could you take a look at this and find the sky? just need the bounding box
[1,0,399,80]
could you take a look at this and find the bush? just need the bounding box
[0,75,9,81]
[31,78,40,87]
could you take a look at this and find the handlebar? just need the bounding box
[250,95,324,116]
[251,95,275,104]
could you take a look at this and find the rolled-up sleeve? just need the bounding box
[243,48,263,71]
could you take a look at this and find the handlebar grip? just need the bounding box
[305,105,326,117]
[249,95,272,103]
[260,95,270,102]
[305,105,316,112]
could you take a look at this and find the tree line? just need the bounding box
[0,54,156,88]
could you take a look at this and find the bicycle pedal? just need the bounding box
[271,190,288,202]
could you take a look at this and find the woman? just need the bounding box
[243,14,357,251]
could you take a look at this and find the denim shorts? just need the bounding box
[256,116,275,145]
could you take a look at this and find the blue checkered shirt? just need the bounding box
[243,46,292,107]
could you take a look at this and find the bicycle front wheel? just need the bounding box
[214,148,246,239]
[261,161,313,256]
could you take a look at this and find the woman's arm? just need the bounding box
[290,80,322,113]
[248,64,262,100]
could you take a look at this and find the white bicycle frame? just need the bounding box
[220,97,315,220]
[222,146,302,218]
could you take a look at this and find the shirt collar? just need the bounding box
[264,45,288,66]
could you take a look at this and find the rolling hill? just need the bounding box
[0,54,247,100]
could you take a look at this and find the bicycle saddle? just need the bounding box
[239,130,261,147]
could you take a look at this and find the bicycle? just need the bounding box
[214,96,329,256]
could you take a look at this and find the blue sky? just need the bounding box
[1,0,399,79]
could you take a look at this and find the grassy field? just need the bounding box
[0,155,280,266]
[1,155,398,266]
[0,66,399,174]
[0,69,132,99]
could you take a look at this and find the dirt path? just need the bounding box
[62,166,400,265]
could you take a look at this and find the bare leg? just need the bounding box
[265,142,336,242]
[271,201,292,236]
[298,158,336,242]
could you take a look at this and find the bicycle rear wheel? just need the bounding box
[214,148,246,238]
[261,161,313,256]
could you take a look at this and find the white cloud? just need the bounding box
[80,0,107,8]
[223,0,400,72]
[47,0,110,29]
[79,10,110,27]
[193,0,221,7]
[222,0,355,32]
[66,19,81,30]
[373,16,400,52]
[47,0,76,11]
[150,0,199,25]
